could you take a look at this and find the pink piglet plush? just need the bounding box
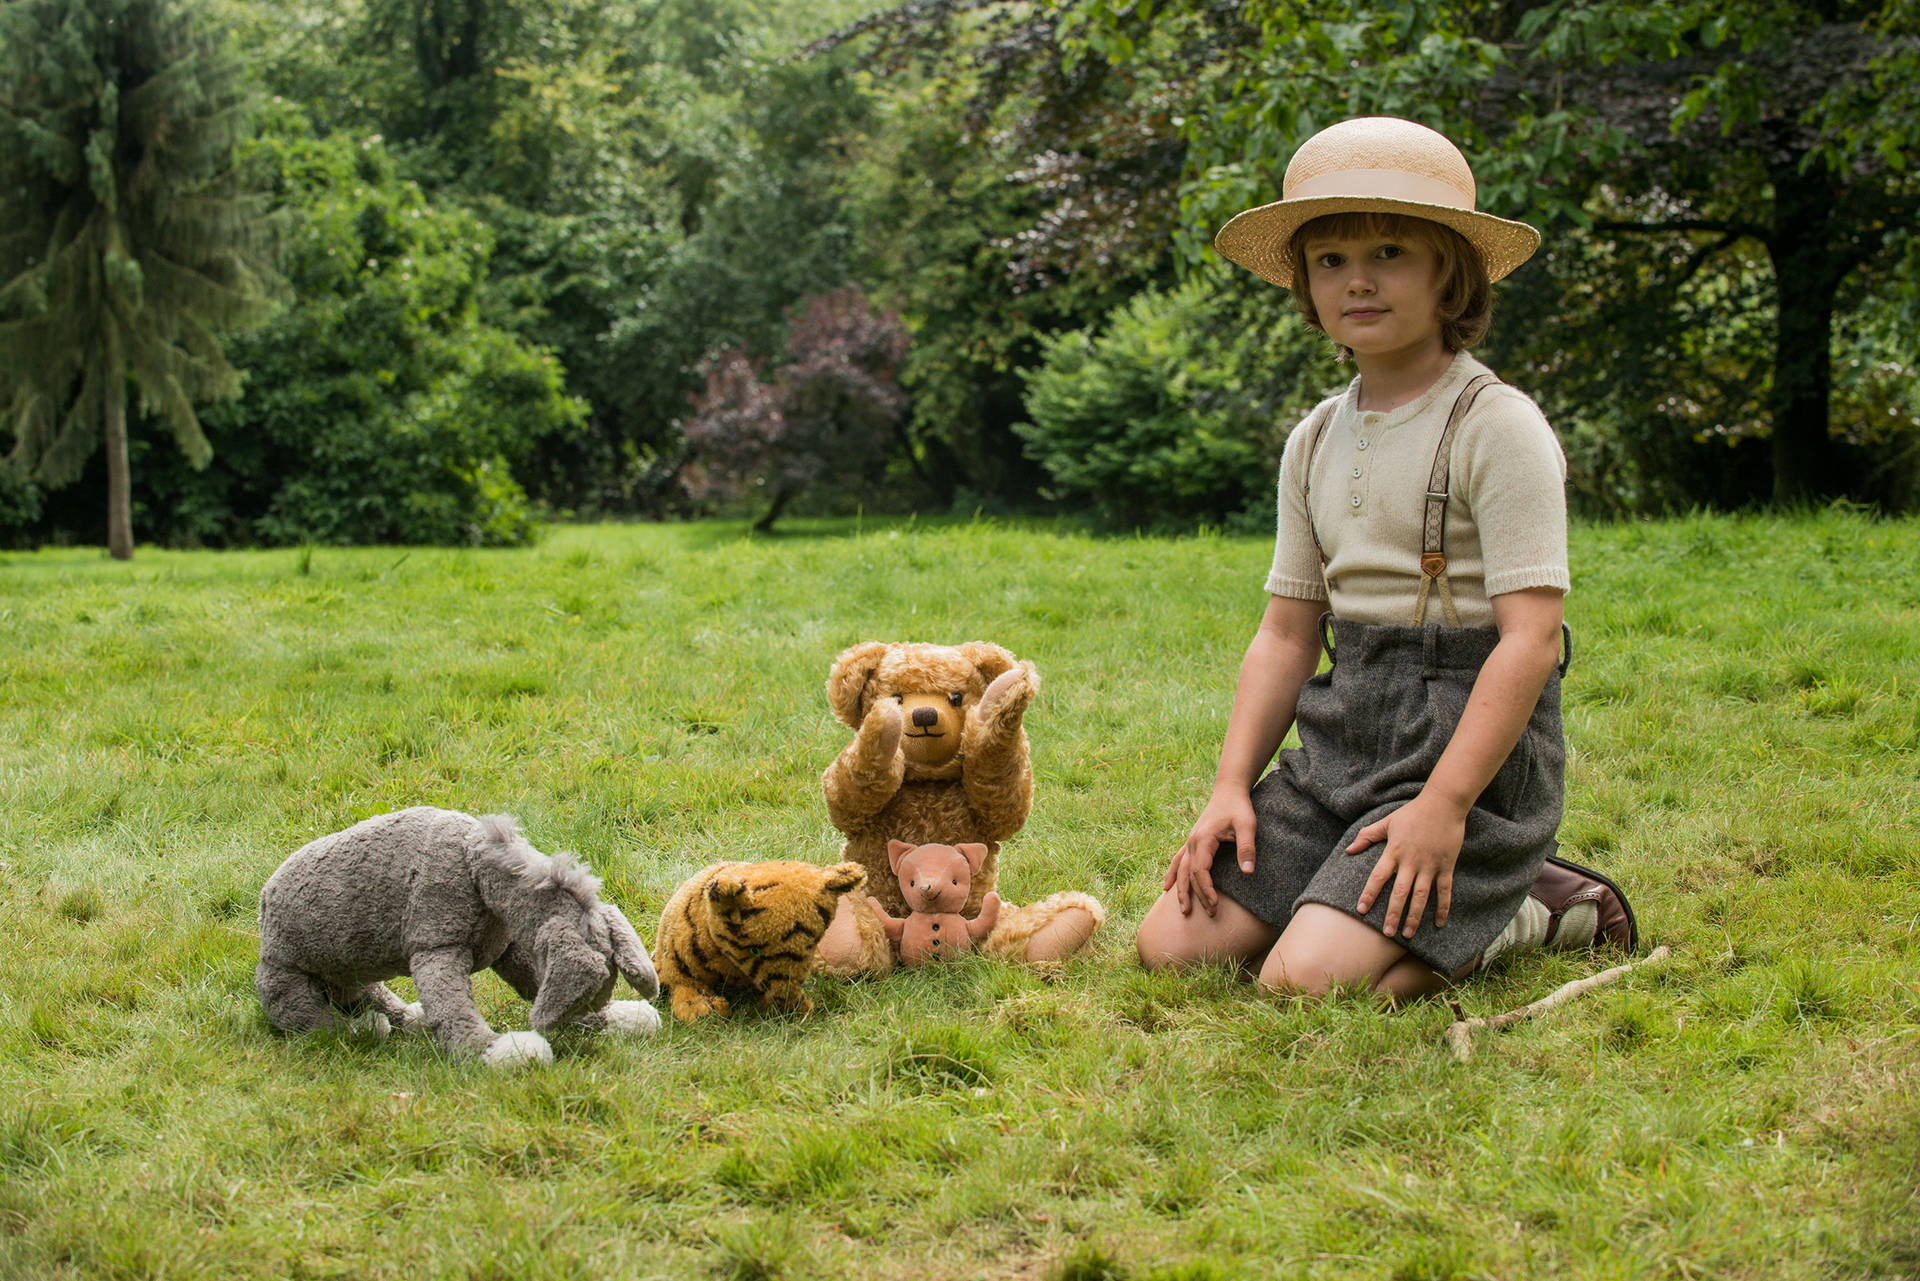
[869,839,1001,964]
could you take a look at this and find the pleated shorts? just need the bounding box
[1209,615,1566,975]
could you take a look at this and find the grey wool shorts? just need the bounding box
[1209,615,1566,976]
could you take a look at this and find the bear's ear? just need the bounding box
[957,842,989,876]
[887,838,916,875]
[958,642,1018,684]
[827,642,891,728]
[822,862,866,896]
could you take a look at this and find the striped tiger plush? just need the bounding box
[654,860,865,1023]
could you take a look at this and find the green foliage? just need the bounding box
[0,0,274,554]
[1018,278,1317,529]
[164,112,584,546]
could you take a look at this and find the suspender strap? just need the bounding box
[1411,373,1501,627]
[1298,399,1337,590]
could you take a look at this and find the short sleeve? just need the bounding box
[1458,387,1570,599]
[1265,400,1336,601]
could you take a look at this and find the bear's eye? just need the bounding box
[892,694,904,703]
[947,692,963,707]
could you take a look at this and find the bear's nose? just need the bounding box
[911,707,938,727]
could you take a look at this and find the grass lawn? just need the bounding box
[1,510,1916,1279]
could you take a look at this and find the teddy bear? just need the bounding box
[256,808,661,1067]
[869,840,1001,964]
[653,859,866,1022]
[813,640,1104,975]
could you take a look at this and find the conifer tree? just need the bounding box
[0,0,273,558]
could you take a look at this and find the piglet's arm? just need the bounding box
[824,701,905,829]
[968,893,1001,942]
[411,946,499,1055]
[868,897,907,945]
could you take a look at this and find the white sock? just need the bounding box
[1481,895,1551,966]
[1544,900,1598,949]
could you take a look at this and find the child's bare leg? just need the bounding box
[1135,888,1279,976]
[1259,903,1418,998]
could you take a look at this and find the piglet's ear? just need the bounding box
[827,642,891,728]
[957,843,989,876]
[887,839,916,875]
[822,862,866,896]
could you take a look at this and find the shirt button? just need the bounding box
[1351,467,1362,478]
[1357,438,1369,450]
[1350,495,1362,508]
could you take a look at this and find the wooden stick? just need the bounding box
[1446,945,1672,1063]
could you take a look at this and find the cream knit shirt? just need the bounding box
[1266,350,1569,627]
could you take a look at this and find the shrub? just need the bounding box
[1016,278,1280,530]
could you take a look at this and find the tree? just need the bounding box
[681,286,909,532]
[0,0,273,559]
[1075,0,1920,508]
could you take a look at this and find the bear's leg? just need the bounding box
[812,894,895,978]
[255,961,341,1033]
[981,891,1107,964]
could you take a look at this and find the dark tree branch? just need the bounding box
[1590,218,1772,240]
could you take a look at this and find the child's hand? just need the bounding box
[1345,791,1468,939]
[1166,789,1257,917]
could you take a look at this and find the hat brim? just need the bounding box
[1214,195,1541,290]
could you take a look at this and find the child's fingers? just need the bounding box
[1399,872,1433,939]
[1380,864,1418,937]
[1190,863,1219,918]
[1434,871,1453,927]
[1346,814,1391,853]
[1355,853,1397,915]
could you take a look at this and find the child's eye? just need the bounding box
[1376,244,1404,259]
[1316,252,1343,269]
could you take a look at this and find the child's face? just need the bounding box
[1302,231,1446,359]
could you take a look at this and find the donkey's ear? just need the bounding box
[826,642,891,728]
[597,902,659,999]
[529,915,611,1032]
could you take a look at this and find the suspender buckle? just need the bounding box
[1420,552,1448,579]
[1424,490,1449,502]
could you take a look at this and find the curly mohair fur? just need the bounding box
[654,860,866,1023]
[816,641,1105,974]
[256,808,660,1066]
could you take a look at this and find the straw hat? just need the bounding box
[1213,117,1540,290]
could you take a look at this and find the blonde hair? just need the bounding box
[1287,211,1492,359]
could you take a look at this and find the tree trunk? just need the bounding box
[1765,171,1856,505]
[104,329,133,561]
[752,484,792,534]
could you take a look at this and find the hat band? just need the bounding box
[1284,168,1475,211]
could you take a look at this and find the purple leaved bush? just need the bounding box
[680,287,909,531]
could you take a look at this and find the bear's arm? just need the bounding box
[960,668,1037,838]
[823,702,905,829]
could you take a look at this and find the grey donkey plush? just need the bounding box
[256,807,661,1067]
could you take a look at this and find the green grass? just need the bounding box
[1,509,1917,1279]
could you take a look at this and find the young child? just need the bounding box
[1135,117,1636,1001]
